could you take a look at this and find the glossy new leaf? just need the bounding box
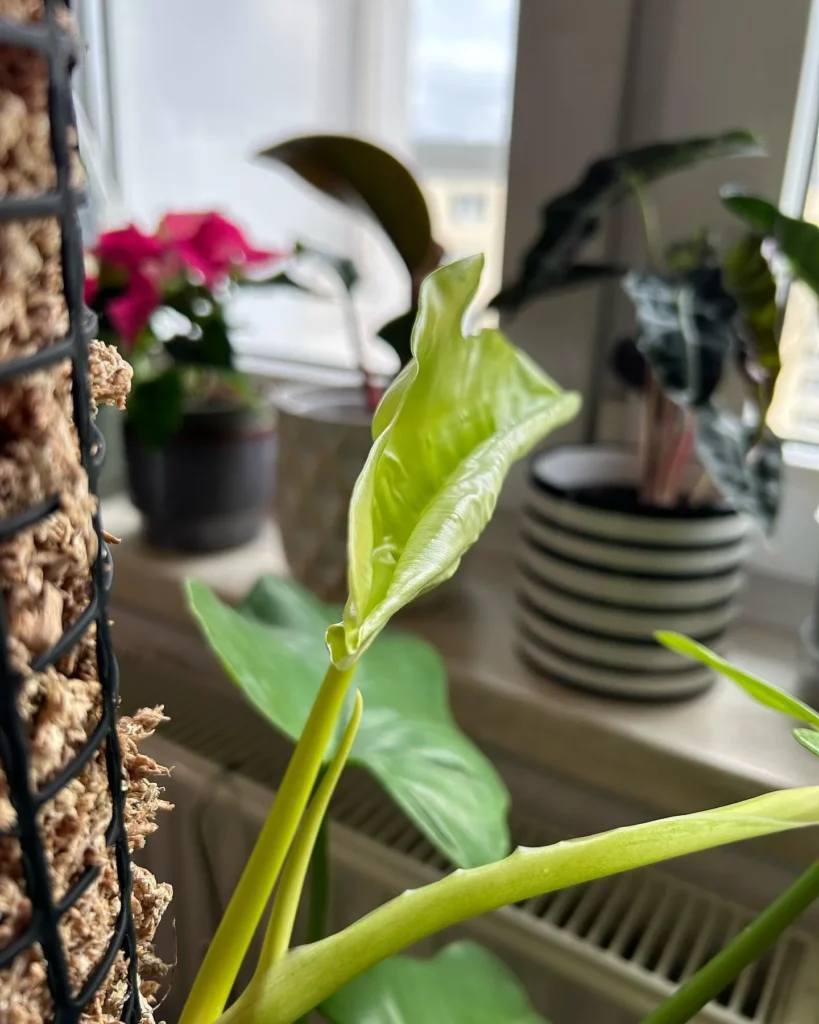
[327,255,581,667]
[695,407,782,530]
[186,576,510,868]
[493,130,762,311]
[722,190,819,297]
[258,134,433,274]
[225,786,819,1024]
[623,268,737,407]
[323,941,548,1024]
[657,632,819,727]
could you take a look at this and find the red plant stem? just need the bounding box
[639,370,660,504]
[658,411,695,507]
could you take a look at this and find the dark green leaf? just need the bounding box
[795,728,819,759]
[323,941,549,1024]
[720,232,779,396]
[695,406,782,529]
[126,367,184,448]
[165,317,233,369]
[377,307,416,367]
[186,575,511,868]
[722,190,819,296]
[327,255,581,667]
[258,134,433,274]
[664,230,719,272]
[657,632,819,727]
[493,131,762,312]
[623,268,737,407]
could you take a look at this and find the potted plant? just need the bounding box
[86,212,286,552]
[492,131,784,699]
[258,135,444,599]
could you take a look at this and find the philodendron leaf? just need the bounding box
[722,190,819,296]
[323,941,548,1024]
[795,729,819,759]
[623,267,737,407]
[327,255,581,668]
[186,576,510,869]
[657,632,819,727]
[493,130,762,311]
[695,406,782,530]
[258,134,433,275]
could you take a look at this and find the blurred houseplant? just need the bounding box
[258,135,444,599]
[86,212,285,551]
[493,130,784,699]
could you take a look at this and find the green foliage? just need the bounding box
[186,575,510,868]
[720,232,779,389]
[492,130,762,312]
[722,190,819,296]
[224,786,819,1024]
[656,632,819,727]
[795,729,819,759]
[323,941,548,1024]
[258,133,433,275]
[125,366,184,448]
[326,255,581,668]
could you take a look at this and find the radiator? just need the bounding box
[137,727,819,1024]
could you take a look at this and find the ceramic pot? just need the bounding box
[516,445,750,700]
[274,384,372,601]
[125,402,276,552]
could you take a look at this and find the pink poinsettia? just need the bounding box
[157,211,283,287]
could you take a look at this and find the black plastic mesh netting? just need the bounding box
[0,3,140,1021]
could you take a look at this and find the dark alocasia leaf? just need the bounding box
[126,366,184,448]
[695,406,782,530]
[323,941,548,1024]
[720,232,779,392]
[492,130,762,312]
[623,268,737,407]
[722,190,819,296]
[258,134,434,275]
[186,575,510,869]
[326,255,581,667]
[377,307,417,367]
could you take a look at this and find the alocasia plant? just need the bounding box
[178,256,819,1024]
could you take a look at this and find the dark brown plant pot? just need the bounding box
[125,401,276,552]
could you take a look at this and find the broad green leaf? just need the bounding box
[657,632,819,727]
[186,576,510,868]
[327,255,581,667]
[258,134,433,274]
[720,233,779,387]
[492,131,762,311]
[230,786,819,1024]
[323,941,548,1024]
[795,728,819,759]
[722,190,819,297]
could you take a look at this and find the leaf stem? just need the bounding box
[294,817,331,1024]
[630,177,664,270]
[257,692,363,972]
[641,859,819,1024]
[179,662,356,1024]
[216,788,819,1024]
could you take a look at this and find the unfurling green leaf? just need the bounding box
[323,941,548,1024]
[722,190,819,297]
[493,130,762,311]
[225,786,819,1024]
[186,575,510,869]
[623,268,737,407]
[656,632,819,727]
[258,134,433,274]
[695,407,781,530]
[327,255,581,668]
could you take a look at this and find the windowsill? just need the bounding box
[104,495,819,867]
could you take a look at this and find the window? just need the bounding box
[75,0,520,373]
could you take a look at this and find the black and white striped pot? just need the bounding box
[516,445,750,700]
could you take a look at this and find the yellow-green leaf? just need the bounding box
[327,255,581,667]
[656,631,819,727]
